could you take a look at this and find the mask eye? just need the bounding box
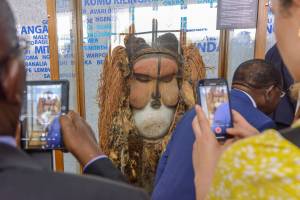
[132,73,152,82]
[159,74,175,83]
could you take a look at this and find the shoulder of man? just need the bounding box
[1,163,148,200]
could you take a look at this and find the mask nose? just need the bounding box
[151,55,162,109]
[151,91,161,109]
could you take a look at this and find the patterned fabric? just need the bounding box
[207,129,300,200]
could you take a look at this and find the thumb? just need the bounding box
[60,114,75,136]
[232,110,247,124]
[226,127,243,137]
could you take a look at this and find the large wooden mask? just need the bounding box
[98,33,205,191]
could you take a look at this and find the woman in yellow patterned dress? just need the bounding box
[192,0,300,199]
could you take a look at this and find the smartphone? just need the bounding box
[20,80,69,150]
[197,79,233,140]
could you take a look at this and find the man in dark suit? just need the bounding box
[266,44,296,129]
[0,1,148,199]
[152,59,284,200]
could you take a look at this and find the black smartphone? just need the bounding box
[20,80,69,150]
[197,79,233,140]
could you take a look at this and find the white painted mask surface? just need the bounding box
[133,101,175,140]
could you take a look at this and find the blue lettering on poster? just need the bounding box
[197,0,217,7]
[18,20,50,79]
[97,60,104,65]
[90,8,112,14]
[85,60,93,65]
[85,52,107,58]
[35,46,50,54]
[83,45,108,51]
[163,0,184,6]
[267,16,274,34]
[84,0,112,6]
[196,37,219,53]
[21,25,48,35]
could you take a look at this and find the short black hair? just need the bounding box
[0,0,18,58]
[232,59,282,89]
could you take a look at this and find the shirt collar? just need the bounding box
[0,136,16,147]
[234,89,257,108]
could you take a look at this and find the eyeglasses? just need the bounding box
[265,85,285,98]
[233,81,286,98]
[274,85,286,98]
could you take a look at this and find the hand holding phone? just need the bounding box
[21,80,69,150]
[197,79,233,140]
[60,111,104,166]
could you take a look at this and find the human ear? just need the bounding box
[0,58,25,104]
[264,86,274,102]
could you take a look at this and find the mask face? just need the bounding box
[129,55,179,139]
[129,56,179,108]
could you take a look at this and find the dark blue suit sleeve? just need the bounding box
[152,109,196,200]
[154,110,194,185]
[257,120,277,132]
[265,45,275,61]
[154,137,172,185]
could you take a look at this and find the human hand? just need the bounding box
[192,105,233,200]
[226,110,259,139]
[60,111,104,166]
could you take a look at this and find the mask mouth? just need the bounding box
[151,99,161,109]
[133,101,175,140]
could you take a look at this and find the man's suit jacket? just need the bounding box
[0,143,149,200]
[266,44,296,129]
[152,89,276,200]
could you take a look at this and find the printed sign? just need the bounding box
[217,0,258,29]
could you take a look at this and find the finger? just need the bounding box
[224,138,235,146]
[231,110,245,124]
[60,114,75,135]
[195,105,211,135]
[221,139,235,151]
[68,111,88,130]
[226,127,245,137]
[68,111,80,123]
[192,116,202,139]
[68,111,97,142]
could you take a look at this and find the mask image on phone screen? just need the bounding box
[22,84,63,149]
[199,84,232,139]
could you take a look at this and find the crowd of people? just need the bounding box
[1,0,300,199]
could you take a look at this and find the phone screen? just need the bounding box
[21,84,65,150]
[198,80,232,139]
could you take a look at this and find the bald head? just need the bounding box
[0,0,18,60]
[0,0,25,137]
[232,59,282,89]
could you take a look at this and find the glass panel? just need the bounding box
[82,0,220,135]
[186,3,219,78]
[266,6,276,52]
[9,0,51,81]
[56,0,80,173]
[227,29,256,86]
